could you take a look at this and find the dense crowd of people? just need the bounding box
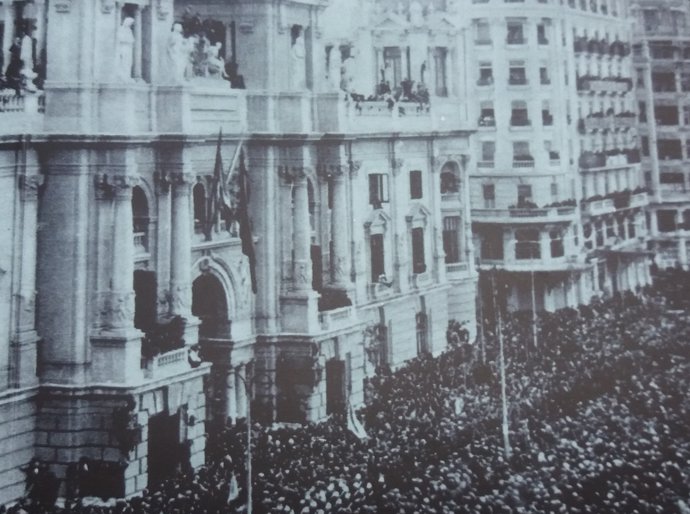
[7,269,690,513]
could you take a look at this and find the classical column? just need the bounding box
[278,165,320,333]
[109,175,138,330]
[288,169,313,292]
[170,172,194,317]
[327,166,351,289]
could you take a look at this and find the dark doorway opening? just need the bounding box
[133,270,157,332]
[326,359,346,418]
[147,411,181,487]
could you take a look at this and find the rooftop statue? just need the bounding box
[410,0,424,26]
[291,28,307,90]
[116,17,135,81]
[167,23,191,83]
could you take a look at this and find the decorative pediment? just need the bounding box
[364,209,392,233]
[373,15,407,31]
[405,203,432,225]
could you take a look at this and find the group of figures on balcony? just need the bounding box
[1,26,43,95]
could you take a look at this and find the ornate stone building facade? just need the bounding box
[632,0,690,269]
[0,0,476,503]
[466,0,652,311]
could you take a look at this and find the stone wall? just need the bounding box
[0,391,36,505]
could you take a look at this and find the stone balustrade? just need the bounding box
[472,206,576,223]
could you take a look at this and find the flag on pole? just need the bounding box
[227,473,239,503]
[205,129,233,240]
[237,148,257,294]
[346,402,368,440]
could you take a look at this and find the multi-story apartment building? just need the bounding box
[632,0,690,269]
[466,0,652,311]
[0,0,476,503]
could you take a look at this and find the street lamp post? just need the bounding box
[530,240,539,350]
[234,364,255,514]
[490,267,511,459]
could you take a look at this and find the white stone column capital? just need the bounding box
[278,165,311,183]
[18,174,44,201]
[94,174,139,201]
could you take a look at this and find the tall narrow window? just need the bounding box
[443,216,461,263]
[411,227,426,274]
[483,183,495,208]
[410,170,423,199]
[193,183,206,232]
[369,174,389,207]
[370,234,385,281]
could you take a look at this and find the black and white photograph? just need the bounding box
[1,0,690,512]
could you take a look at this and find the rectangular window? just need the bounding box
[652,71,676,92]
[411,227,426,274]
[481,227,503,259]
[506,21,525,44]
[369,173,389,206]
[517,184,533,204]
[540,66,550,85]
[383,47,403,88]
[551,182,558,197]
[511,100,530,126]
[478,62,494,86]
[537,23,548,44]
[410,170,423,199]
[515,228,540,259]
[475,19,491,44]
[481,141,496,163]
[509,63,527,85]
[479,101,495,127]
[513,141,532,161]
[657,139,682,160]
[542,100,553,125]
[483,183,495,208]
[638,101,647,123]
[550,230,564,258]
[655,105,679,126]
[370,234,385,281]
[443,216,461,263]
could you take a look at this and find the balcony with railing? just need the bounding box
[317,88,467,133]
[472,205,577,223]
[577,77,632,95]
[134,232,148,259]
[319,305,357,331]
[581,189,649,217]
[0,91,45,134]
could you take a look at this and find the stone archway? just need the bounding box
[192,273,230,339]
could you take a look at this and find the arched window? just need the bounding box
[440,162,460,194]
[193,183,206,232]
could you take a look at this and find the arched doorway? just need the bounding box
[192,274,229,338]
